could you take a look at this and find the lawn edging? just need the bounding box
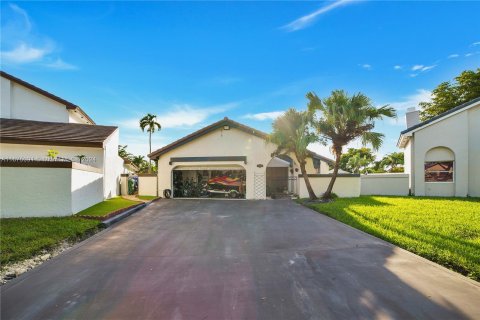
[101,202,147,227]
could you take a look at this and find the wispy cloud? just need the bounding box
[0,4,77,70]
[117,102,237,130]
[393,65,402,70]
[384,89,431,126]
[243,111,284,121]
[359,63,372,70]
[448,53,459,59]
[465,52,479,57]
[281,0,360,32]
[472,41,480,46]
[410,64,436,77]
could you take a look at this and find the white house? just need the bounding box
[0,71,126,217]
[147,117,361,199]
[397,97,480,197]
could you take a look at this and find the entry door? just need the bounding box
[266,167,288,195]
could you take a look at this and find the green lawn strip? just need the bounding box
[137,195,158,201]
[300,196,480,281]
[75,197,141,218]
[0,217,101,265]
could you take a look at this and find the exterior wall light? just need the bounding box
[223,125,230,130]
[257,164,264,168]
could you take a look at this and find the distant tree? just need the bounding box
[47,149,59,159]
[76,154,86,164]
[339,148,375,172]
[132,155,145,168]
[268,108,319,200]
[118,145,132,160]
[140,114,161,170]
[346,154,371,174]
[380,152,404,172]
[419,68,480,121]
[308,90,396,199]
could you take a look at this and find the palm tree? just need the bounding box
[268,108,318,200]
[132,155,145,168]
[140,114,161,169]
[380,152,404,172]
[307,90,396,199]
[346,154,370,174]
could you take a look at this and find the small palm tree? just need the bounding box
[268,108,318,200]
[132,155,145,168]
[307,90,396,199]
[380,152,404,172]
[140,114,161,170]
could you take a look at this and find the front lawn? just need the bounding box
[302,196,480,281]
[75,197,141,218]
[0,217,101,265]
[137,195,158,201]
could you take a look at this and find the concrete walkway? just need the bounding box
[2,200,479,319]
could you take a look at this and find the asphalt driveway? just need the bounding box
[2,200,480,319]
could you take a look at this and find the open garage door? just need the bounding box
[172,166,246,199]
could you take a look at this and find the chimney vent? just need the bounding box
[405,108,420,128]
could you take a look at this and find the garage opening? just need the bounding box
[172,166,246,199]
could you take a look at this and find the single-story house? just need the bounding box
[0,71,126,217]
[148,117,335,199]
[397,97,480,197]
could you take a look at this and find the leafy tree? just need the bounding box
[118,145,132,160]
[346,154,371,174]
[419,68,480,121]
[140,114,161,170]
[132,155,146,168]
[268,108,318,200]
[380,152,404,172]
[47,149,59,159]
[308,90,396,199]
[339,148,375,172]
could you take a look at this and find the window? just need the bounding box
[425,161,454,182]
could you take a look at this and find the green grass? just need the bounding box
[301,196,480,281]
[137,195,158,201]
[0,217,101,265]
[75,197,141,217]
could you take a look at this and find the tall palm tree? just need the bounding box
[268,108,318,200]
[140,114,161,169]
[307,90,396,199]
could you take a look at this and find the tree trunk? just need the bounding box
[148,131,152,173]
[300,161,317,200]
[323,146,342,199]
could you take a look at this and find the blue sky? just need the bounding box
[1,1,479,159]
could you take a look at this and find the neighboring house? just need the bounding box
[397,97,480,197]
[148,117,333,199]
[0,71,125,217]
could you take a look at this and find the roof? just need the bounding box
[0,71,96,125]
[397,97,480,147]
[0,118,117,148]
[148,117,334,164]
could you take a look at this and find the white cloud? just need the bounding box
[465,52,479,57]
[243,111,284,121]
[0,4,76,70]
[44,58,78,70]
[117,103,236,130]
[359,63,372,70]
[393,65,402,70]
[410,64,436,77]
[384,89,431,112]
[281,0,360,32]
[0,42,50,63]
[448,54,459,59]
[472,41,480,46]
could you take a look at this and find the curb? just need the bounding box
[101,202,147,227]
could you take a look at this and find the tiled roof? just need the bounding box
[0,118,117,148]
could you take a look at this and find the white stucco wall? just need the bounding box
[298,175,360,198]
[0,77,11,118]
[71,168,104,214]
[138,175,158,196]
[102,129,122,199]
[0,167,72,217]
[360,173,409,196]
[409,106,478,197]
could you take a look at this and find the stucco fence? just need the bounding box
[299,174,361,198]
[138,174,158,196]
[360,173,409,196]
[0,161,103,217]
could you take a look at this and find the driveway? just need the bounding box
[2,200,480,319]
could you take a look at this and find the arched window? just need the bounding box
[424,147,454,183]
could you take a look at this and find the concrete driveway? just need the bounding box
[2,200,480,319]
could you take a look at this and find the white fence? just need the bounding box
[299,174,361,198]
[360,173,409,196]
[138,174,157,196]
[0,162,103,217]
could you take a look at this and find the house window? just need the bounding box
[425,161,454,182]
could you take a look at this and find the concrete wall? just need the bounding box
[408,105,480,197]
[0,164,105,217]
[299,175,360,198]
[71,167,104,213]
[138,175,157,196]
[360,174,409,196]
